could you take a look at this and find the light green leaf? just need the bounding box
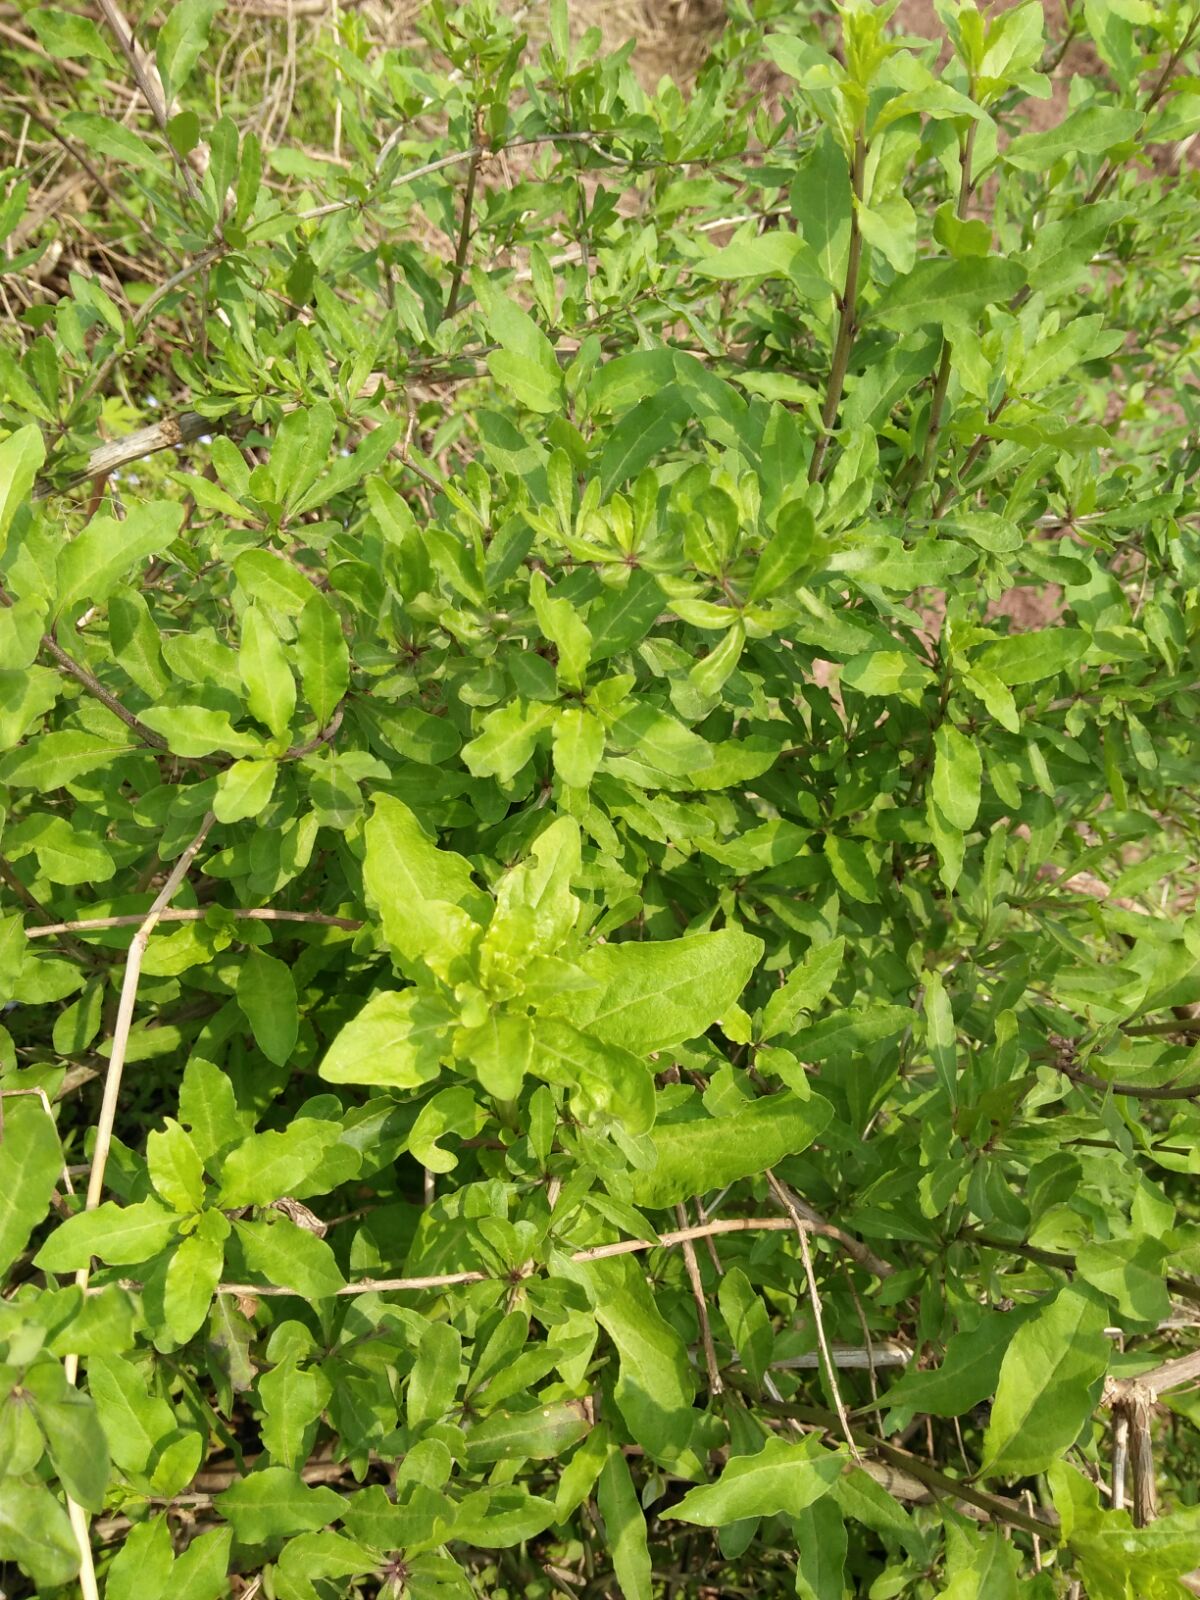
[36,1197,179,1270]
[1005,106,1142,172]
[233,1215,345,1297]
[139,704,266,758]
[0,1097,62,1276]
[24,1360,110,1511]
[214,757,278,823]
[156,0,223,101]
[598,1446,652,1600]
[218,1119,337,1207]
[147,1117,206,1213]
[563,929,763,1055]
[552,707,605,788]
[240,604,296,739]
[0,1477,80,1589]
[163,1232,224,1343]
[631,1091,832,1208]
[533,1017,655,1135]
[667,1436,844,1526]
[0,424,45,541]
[462,700,555,782]
[297,591,349,726]
[761,937,844,1040]
[217,1467,347,1543]
[318,988,451,1088]
[29,7,119,65]
[260,1357,331,1468]
[236,949,298,1067]
[983,1287,1109,1476]
[364,795,490,978]
[0,731,129,789]
[56,502,183,619]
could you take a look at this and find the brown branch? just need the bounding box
[809,129,865,485]
[677,1203,723,1396]
[284,703,345,760]
[780,1399,1058,1539]
[967,1230,1200,1308]
[38,634,169,749]
[27,907,363,938]
[442,108,486,322]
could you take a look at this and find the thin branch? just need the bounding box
[284,703,345,760]
[781,1399,1058,1539]
[58,812,211,1597]
[442,108,485,323]
[768,1171,860,1462]
[38,634,168,749]
[808,128,865,485]
[70,244,226,416]
[27,907,363,938]
[677,1202,723,1396]
[220,1216,803,1298]
[967,1230,1200,1308]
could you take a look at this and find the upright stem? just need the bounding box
[809,130,866,485]
[903,116,978,504]
[442,107,486,323]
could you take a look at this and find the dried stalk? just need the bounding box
[768,1171,860,1462]
[676,1202,723,1395]
[219,1215,803,1298]
[27,907,364,938]
[59,813,214,1595]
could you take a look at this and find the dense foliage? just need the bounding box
[3,0,1200,1593]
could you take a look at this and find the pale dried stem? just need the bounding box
[219,1215,802,1298]
[767,1171,860,1462]
[27,907,364,938]
[59,814,213,1593]
[676,1202,723,1396]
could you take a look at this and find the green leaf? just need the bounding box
[983,1287,1110,1476]
[407,1320,462,1427]
[574,1255,697,1471]
[260,1357,331,1468]
[694,230,829,302]
[667,1436,844,1526]
[104,1515,172,1600]
[0,730,129,789]
[156,0,223,101]
[214,757,278,823]
[552,707,605,788]
[24,1360,110,1510]
[236,949,299,1067]
[563,929,763,1054]
[147,1117,206,1213]
[364,795,490,979]
[761,937,844,1040]
[163,1231,224,1343]
[240,604,296,739]
[217,1467,347,1543]
[297,591,349,726]
[55,502,183,620]
[789,130,851,292]
[466,1400,591,1464]
[0,1476,80,1589]
[793,1497,847,1600]
[971,628,1089,685]
[884,1310,1033,1419]
[28,8,119,66]
[598,387,692,496]
[174,1528,233,1600]
[1005,106,1142,172]
[942,1525,1021,1600]
[462,700,554,783]
[631,1091,833,1208]
[0,1097,61,1277]
[218,1119,337,1207]
[36,1197,179,1270]
[598,1446,653,1600]
[1076,1237,1171,1325]
[933,724,982,831]
[0,424,45,541]
[533,1017,655,1135]
[824,836,880,903]
[871,257,1026,334]
[139,704,266,758]
[749,499,817,600]
[232,1215,345,1297]
[319,987,450,1089]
